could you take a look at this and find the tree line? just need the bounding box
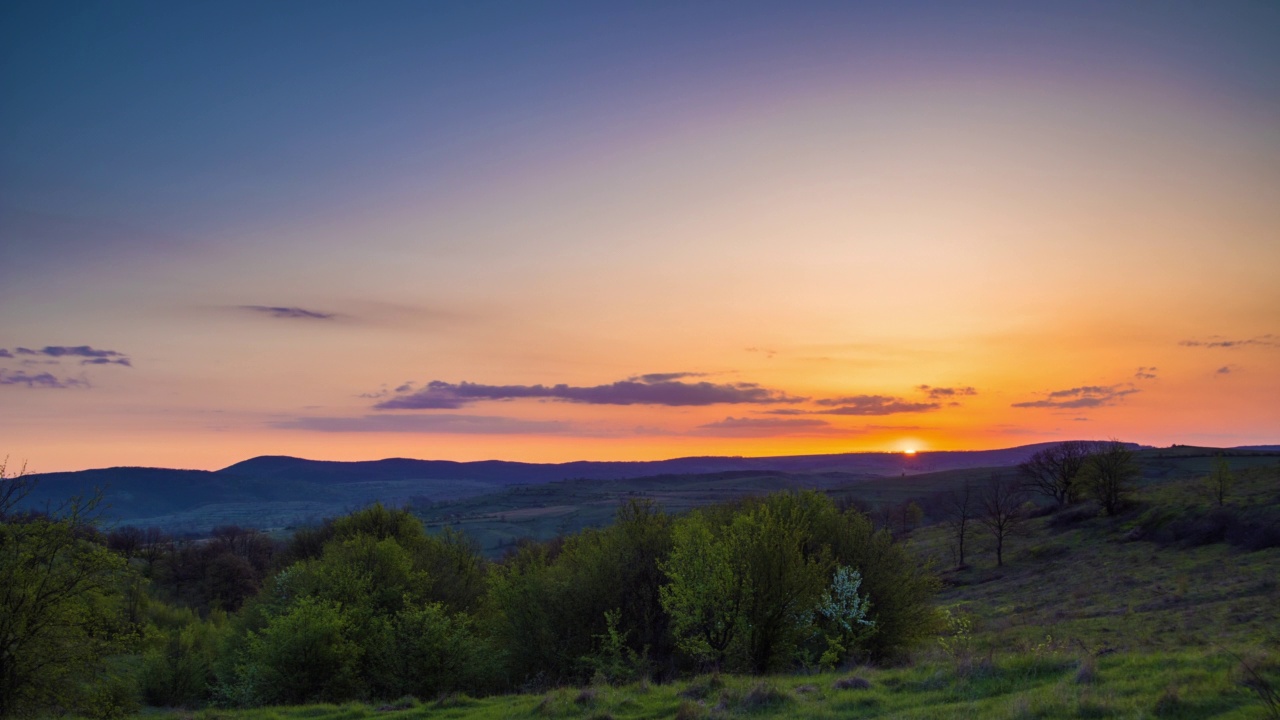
[0,460,941,717]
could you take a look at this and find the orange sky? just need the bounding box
[2,3,1278,472]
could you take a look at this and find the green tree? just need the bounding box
[1205,457,1234,507]
[237,597,362,705]
[0,463,133,717]
[659,511,744,668]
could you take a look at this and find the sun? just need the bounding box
[903,448,917,455]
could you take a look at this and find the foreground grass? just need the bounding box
[139,647,1277,720]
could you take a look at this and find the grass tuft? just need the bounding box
[833,675,871,691]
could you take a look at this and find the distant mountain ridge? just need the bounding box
[17,440,1261,534]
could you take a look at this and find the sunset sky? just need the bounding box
[2,2,1278,473]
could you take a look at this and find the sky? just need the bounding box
[2,1,1278,473]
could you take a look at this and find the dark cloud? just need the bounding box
[627,372,706,383]
[1215,365,1235,375]
[241,305,336,320]
[38,345,126,359]
[0,370,88,389]
[5,345,130,362]
[917,385,977,399]
[80,357,132,367]
[761,408,810,416]
[1134,366,1157,380]
[274,414,571,434]
[696,416,835,436]
[1011,384,1138,409]
[1179,334,1277,349]
[375,377,807,410]
[814,395,941,415]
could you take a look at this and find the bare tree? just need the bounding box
[941,479,976,569]
[1018,441,1094,507]
[979,474,1028,567]
[1081,441,1139,516]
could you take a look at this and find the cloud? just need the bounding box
[5,345,131,364]
[696,416,836,437]
[1179,334,1277,349]
[627,372,706,383]
[1134,366,1158,380]
[241,305,336,320]
[813,395,940,415]
[917,385,977,399]
[274,414,572,434]
[80,357,132,367]
[1011,384,1138,409]
[1215,365,1236,376]
[0,370,88,389]
[745,347,778,358]
[375,376,807,410]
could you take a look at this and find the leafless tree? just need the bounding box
[941,479,977,569]
[979,474,1028,567]
[1082,441,1139,516]
[1018,441,1094,507]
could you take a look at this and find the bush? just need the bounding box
[234,597,362,705]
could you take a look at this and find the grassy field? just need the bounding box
[125,456,1280,719]
[139,647,1275,719]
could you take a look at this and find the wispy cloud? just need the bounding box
[813,395,940,415]
[1012,384,1138,409]
[695,416,836,436]
[627,372,707,383]
[1215,365,1236,376]
[241,305,336,320]
[1179,334,1277,349]
[2,346,132,367]
[1134,366,1157,380]
[375,376,807,410]
[917,385,977,399]
[79,357,132,366]
[0,370,88,389]
[274,414,572,434]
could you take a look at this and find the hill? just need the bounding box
[16,443,1072,533]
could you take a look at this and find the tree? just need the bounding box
[941,479,977,569]
[1205,457,1234,507]
[658,511,744,668]
[1081,441,1139,516]
[1018,441,1094,507]
[0,462,132,717]
[978,474,1028,567]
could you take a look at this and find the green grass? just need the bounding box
[135,648,1274,718]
